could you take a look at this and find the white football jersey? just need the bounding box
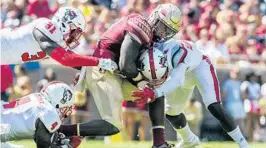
[0,18,63,65]
[0,93,61,142]
[158,39,203,72]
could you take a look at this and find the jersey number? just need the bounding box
[21,51,47,62]
[45,22,56,34]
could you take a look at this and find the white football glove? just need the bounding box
[98,59,118,73]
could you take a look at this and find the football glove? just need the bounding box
[98,58,118,73]
[132,87,156,104]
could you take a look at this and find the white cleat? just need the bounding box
[175,135,200,148]
[1,142,25,148]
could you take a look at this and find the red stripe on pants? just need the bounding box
[202,55,220,103]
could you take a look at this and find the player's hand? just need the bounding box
[69,136,83,148]
[98,58,118,73]
[132,87,156,104]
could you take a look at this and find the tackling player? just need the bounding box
[76,3,182,148]
[0,81,120,148]
[0,7,117,72]
[132,39,249,148]
[0,81,81,148]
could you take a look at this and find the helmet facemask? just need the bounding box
[63,23,83,49]
[149,11,178,43]
[56,104,73,122]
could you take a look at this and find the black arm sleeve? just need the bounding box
[34,118,61,148]
[119,33,142,78]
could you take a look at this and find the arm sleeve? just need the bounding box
[119,33,142,78]
[154,63,188,98]
[33,28,99,67]
[50,48,99,67]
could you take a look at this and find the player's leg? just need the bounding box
[90,67,123,128]
[196,56,248,148]
[149,96,171,148]
[165,87,200,148]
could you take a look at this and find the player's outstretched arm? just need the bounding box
[33,28,117,72]
[58,120,119,137]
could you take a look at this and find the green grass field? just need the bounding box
[10,140,266,148]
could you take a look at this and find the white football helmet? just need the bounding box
[52,7,86,49]
[40,81,74,121]
[139,48,168,86]
[148,3,182,42]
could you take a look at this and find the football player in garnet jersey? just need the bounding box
[0,7,117,73]
[75,3,182,148]
[132,39,249,148]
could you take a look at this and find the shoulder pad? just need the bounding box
[34,18,63,43]
[127,14,153,44]
[39,101,62,133]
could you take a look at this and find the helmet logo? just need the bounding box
[62,9,77,22]
[60,89,73,104]
[159,55,167,68]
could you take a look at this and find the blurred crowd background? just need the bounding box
[1,0,266,143]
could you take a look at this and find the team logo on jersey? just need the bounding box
[60,89,73,104]
[62,9,77,22]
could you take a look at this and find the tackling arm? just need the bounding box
[33,28,99,67]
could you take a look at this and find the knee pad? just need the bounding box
[166,113,187,129]
[207,102,236,131]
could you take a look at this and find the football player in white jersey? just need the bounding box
[0,7,117,73]
[132,39,249,148]
[0,80,120,148]
[0,81,81,148]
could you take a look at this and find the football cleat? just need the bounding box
[152,143,175,148]
[175,135,200,148]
